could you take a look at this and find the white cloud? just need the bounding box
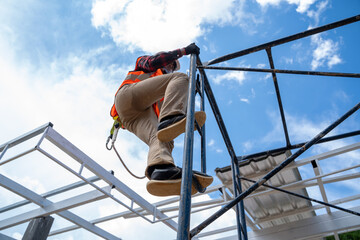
[256,0,282,7]
[256,0,317,13]
[240,98,250,104]
[287,113,330,142]
[213,71,246,85]
[307,0,328,25]
[90,0,264,52]
[261,110,340,147]
[288,0,317,13]
[310,34,342,70]
[91,0,237,53]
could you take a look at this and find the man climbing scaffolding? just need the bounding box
[110,43,213,197]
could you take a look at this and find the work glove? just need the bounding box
[184,43,200,55]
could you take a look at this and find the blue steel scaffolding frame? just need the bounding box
[177,15,360,240]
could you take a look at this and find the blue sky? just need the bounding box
[0,0,359,239]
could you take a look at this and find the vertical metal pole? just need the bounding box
[199,73,206,174]
[230,160,243,240]
[177,54,197,240]
[235,156,248,240]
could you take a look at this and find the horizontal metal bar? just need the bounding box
[0,148,37,166]
[205,15,360,66]
[199,66,360,78]
[237,130,360,162]
[240,177,360,217]
[50,185,223,236]
[0,175,101,214]
[0,173,120,240]
[196,225,237,238]
[249,170,360,200]
[126,199,225,219]
[0,122,52,153]
[0,186,110,230]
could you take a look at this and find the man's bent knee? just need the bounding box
[171,72,188,79]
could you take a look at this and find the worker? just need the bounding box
[111,43,213,196]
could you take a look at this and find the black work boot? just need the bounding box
[150,166,182,180]
[157,111,206,142]
[146,166,213,197]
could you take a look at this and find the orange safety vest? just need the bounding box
[110,68,164,122]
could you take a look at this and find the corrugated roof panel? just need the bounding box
[215,150,316,229]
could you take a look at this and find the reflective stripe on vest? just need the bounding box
[110,69,163,120]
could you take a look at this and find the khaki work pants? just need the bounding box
[115,72,189,179]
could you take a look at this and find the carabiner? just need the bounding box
[106,135,113,150]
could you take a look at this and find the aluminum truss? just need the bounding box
[0,123,179,239]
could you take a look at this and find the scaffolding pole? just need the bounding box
[199,73,207,174]
[177,53,198,240]
[198,66,360,78]
[190,102,360,238]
